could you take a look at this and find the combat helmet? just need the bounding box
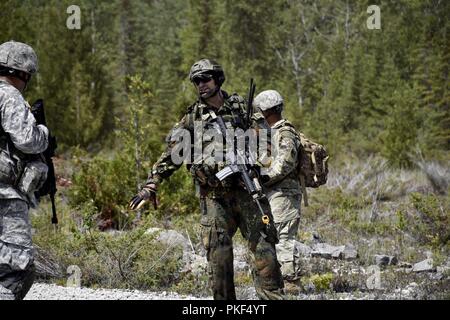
[0,41,38,83]
[254,90,284,112]
[189,59,225,86]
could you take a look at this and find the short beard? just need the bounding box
[199,85,220,99]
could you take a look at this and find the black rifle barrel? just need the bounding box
[247,78,256,126]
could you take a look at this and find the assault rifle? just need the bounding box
[30,99,58,226]
[214,80,270,225]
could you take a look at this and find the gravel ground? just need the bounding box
[25,283,210,300]
[24,281,446,300]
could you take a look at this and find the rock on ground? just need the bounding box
[412,258,436,273]
[145,228,191,251]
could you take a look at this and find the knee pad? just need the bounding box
[251,241,284,291]
[254,255,278,278]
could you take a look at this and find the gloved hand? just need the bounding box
[129,183,158,210]
[250,165,270,184]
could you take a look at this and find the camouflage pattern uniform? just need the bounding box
[147,91,284,300]
[263,119,301,279]
[254,90,302,280]
[0,41,49,300]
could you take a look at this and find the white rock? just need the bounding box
[343,244,358,260]
[294,241,312,257]
[145,228,190,251]
[181,252,208,276]
[311,243,343,259]
[412,258,436,272]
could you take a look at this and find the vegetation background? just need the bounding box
[1,0,448,298]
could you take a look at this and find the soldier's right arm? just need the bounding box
[1,90,48,154]
[147,115,189,186]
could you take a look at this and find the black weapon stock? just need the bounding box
[30,99,58,226]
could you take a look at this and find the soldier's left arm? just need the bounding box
[262,130,299,187]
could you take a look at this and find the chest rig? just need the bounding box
[186,93,249,192]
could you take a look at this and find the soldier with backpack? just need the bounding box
[254,90,302,281]
[255,90,328,282]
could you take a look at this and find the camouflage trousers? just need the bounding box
[0,199,35,300]
[199,187,284,300]
[267,188,301,281]
[274,218,300,280]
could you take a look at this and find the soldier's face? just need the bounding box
[262,110,271,119]
[194,77,217,99]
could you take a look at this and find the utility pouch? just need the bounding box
[17,160,48,194]
[0,149,16,184]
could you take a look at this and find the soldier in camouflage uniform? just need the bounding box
[255,90,302,281]
[0,41,49,300]
[129,59,284,300]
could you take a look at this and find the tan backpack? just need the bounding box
[297,132,329,206]
[277,122,329,206]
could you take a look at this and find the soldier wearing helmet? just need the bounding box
[255,90,302,283]
[0,41,49,300]
[130,59,285,300]
[0,40,38,92]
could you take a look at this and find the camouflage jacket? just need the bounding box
[147,91,252,193]
[0,80,49,202]
[262,119,301,192]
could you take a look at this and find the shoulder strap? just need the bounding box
[277,121,301,141]
[275,121,309,206]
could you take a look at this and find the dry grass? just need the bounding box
[301,155,449,268]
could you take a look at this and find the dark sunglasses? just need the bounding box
[192,74,213,85]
